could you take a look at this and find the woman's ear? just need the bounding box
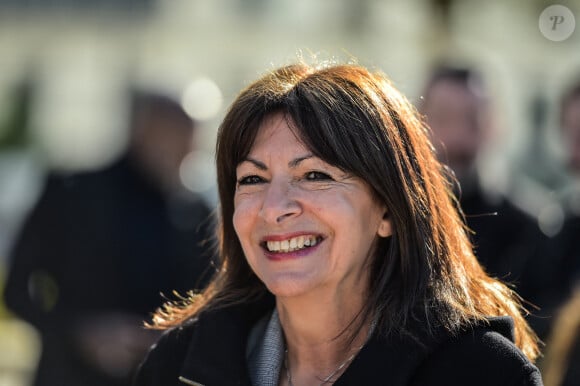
[377,211,393,238]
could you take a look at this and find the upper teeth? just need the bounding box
[266,235,319,253]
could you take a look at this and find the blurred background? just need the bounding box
[0,0,579,385]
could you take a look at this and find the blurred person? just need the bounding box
[135,62,541,386]
[3,90,214,386]
[526,79,580,348]
[532,76,580,386]
[557,80,580,286]
[420,66,553,337]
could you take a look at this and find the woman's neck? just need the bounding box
[276,289,371,385]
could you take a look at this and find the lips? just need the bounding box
[261,234,323,254]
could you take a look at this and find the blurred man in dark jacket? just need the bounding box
[420,66,551,337]
[3,90,214,386]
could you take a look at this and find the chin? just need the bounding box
[262,274,317,298]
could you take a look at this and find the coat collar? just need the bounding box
[177,297,274,386]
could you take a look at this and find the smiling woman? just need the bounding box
[233,112,391,301]
[134,62,542,386]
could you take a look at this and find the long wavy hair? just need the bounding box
[152,62,539,361]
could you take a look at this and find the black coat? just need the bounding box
[135,299,542,386]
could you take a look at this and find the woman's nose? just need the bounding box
[259,177,301,224]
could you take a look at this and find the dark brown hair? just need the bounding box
[152,62,539,361]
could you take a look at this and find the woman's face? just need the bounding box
[233,112,392,298]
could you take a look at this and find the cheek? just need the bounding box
[339,199,383,243]
[232,207,243,237]
[316,196,367,238]
[232,207,257,267]
[232,204,249,242]
[232,196,259,242]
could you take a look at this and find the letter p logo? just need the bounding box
[540,5,575,41]
[551,15,565,30]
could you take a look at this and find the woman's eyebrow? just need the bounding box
[240,157,267,170]
[241,154,314,170]
[288,154,314,168]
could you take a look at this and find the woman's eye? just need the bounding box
[237,175,265,185]
[305,171,332,181]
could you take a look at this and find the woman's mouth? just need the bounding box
[261,234,323,254]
